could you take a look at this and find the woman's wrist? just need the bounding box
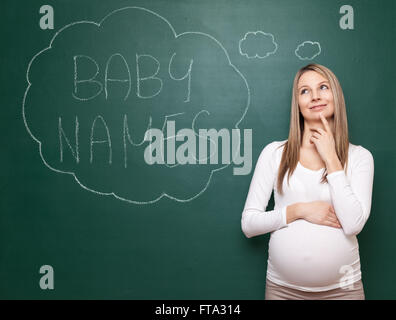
[286,203,304,223]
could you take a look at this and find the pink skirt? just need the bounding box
[265,278,365,300]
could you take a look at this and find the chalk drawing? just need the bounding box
[168,53,193,103]
[72,54,103,101]
[123,114,152,168]
[295,41,321,60]
[23,7,251,204]
[105,53,132,100]
[90,115,112,165]
[136,54,163,99]
[59,116,79,163]
[239,31,278,59]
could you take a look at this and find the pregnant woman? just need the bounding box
[241,63,374,300]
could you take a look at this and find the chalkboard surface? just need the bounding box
[1,0,395,299]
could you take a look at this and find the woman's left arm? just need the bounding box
[326,147,374,236]
[310,113,374,236]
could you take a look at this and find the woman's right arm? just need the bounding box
[291,201,342,228]
[241,142,290,238]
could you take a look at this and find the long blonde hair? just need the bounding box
[276,63,349,195]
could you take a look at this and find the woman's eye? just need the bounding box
[300,85,328,95]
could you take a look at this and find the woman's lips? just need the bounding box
[310,104,326,111]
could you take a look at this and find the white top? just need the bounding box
[241,140,374,292]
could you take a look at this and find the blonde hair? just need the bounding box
[276,63,349,195]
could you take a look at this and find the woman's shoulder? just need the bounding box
[261,139,288,155]
[348,142,373,159]
[348,142,374,168]
[264,139,288,149]
[258,140,288,164]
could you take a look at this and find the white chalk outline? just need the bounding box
[135,53,163,99]
[168,52,193,103]
[294,40,322,60]
[105,53,132,100]
[72,54,103,101]
[238,31,278,59]
[22,6,250,204]
[89,115,112,164]
[59,115,80,163]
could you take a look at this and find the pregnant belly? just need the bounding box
[268,220,359,288]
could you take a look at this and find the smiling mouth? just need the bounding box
[310,104,326,110]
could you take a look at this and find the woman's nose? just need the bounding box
[311,89,320,100]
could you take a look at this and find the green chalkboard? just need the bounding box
[0,0,395,299]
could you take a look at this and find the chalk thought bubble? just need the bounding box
[295,41,321,60]
[239,31,278,59]
[23,7,250,204]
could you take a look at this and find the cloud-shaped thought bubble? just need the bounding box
[23,7,250,204]
[239,31,278,59]
[295,41,321,60]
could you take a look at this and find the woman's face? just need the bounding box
[297,70,335,120]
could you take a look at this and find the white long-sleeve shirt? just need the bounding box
[241,140,374,292]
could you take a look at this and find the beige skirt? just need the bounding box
[265,278,365,300]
